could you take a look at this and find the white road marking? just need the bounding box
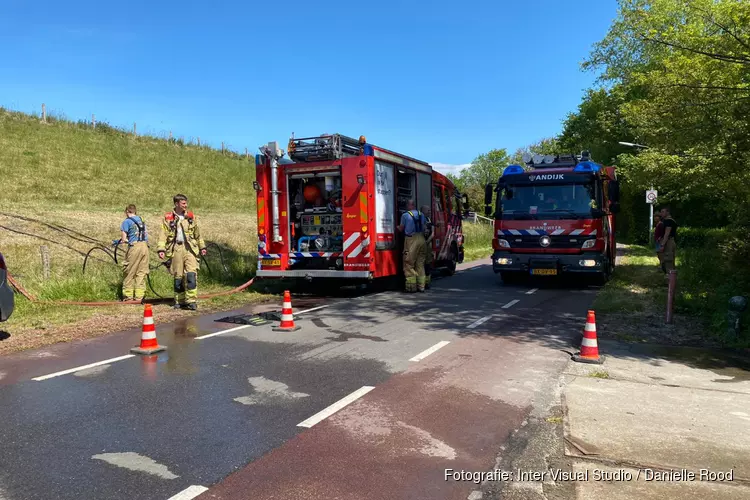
[168,485,209,500]
[73,364,111,377]
[298,386,375,428]
[194,324,251,340]
[296,305,329,315]
[91,452,179,479]
[32,355,135,381]
[466,315,492,329]
[502,299,520,309]
[234,376,309,405]
[195,305,329,340]
[409,341,450,362]
[525,288,538,295]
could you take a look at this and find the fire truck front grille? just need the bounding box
[509,236,585,249]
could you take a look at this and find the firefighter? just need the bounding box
[657,207,678,274]
[421,204,434,290]
[118,204,149,303]
[157,194,207,310]
[398,200,427,293]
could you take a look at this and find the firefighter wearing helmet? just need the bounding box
[157,194,207,310]
[398,200,427,292]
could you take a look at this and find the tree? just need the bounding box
[581,0,750,220]
[456,149,511,209]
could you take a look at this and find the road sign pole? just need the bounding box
[649,203,654,244]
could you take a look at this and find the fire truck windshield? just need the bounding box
[499,182,596,219]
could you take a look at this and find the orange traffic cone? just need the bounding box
[130,304,167,354]
[273,290,301,332]
[572,310,604,364]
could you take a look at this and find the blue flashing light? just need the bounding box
[362,144,374,156]
[503,165,525,176]
[574,161,602,173]
[255,154,263,165]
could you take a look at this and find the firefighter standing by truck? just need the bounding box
[157,194,207,310]
[398,200,427,293]
[421,204,434,289]
[118,204,149,303]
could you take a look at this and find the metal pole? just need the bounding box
[266,143,283,243]
[649,185,654,244]
[666,270,677,324]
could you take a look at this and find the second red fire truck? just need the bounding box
[254,134,466,290]
[484,152,620,285]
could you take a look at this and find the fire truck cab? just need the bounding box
[484,152,620,285]
[254,134,466,290]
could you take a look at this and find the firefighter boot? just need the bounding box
[173,277,186,308]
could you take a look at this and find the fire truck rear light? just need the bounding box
[252,181,261,192]
[498,239,510,248]
[497,258,512,265]
[581,239,596,249]
[503,165,524,176]
[579,259,598,267]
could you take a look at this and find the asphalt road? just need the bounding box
[0,261,598,500]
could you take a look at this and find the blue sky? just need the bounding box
[1,0,617,176]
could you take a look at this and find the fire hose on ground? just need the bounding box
[8,242,255,307]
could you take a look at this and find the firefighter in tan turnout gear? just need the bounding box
[157,194,207,310]
[118,204,149,303]
[398,200,427,293]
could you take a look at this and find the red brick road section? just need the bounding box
[200,334,567,500]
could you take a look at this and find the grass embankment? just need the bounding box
[594,230,750,347]
[0,108,264,354]
[461,221,494,262]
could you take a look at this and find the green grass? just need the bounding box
[0,107,255,212]
[462,221,494,262]
[594,242,750,346]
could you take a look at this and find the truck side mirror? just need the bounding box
[608,180,620,203]
[484,205,492,217]
[461,194,469,210]
[484,183,494,206]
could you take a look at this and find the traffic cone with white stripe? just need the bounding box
[572,310,604,364]
[130,304,167,354]
[273,290,301,332]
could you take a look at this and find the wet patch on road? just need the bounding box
[91,452,179,479]
[234,376,310,406]
[325,330,388,343]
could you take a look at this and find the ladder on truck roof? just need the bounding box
[287,133,365,163]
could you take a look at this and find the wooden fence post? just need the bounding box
[197,137,200,146]
[169,130,172,140]
[41,103,46,122]
[245,147,249,159]
[133,122,137,136]
[92,114,96,128]
[40,245,50,280]
[221,142,225,154]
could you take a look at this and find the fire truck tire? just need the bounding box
[442,244,458,276]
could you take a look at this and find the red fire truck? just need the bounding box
[254,134,467,289]
[484,152,620,285]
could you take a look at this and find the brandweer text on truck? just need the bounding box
[483,152,620,285]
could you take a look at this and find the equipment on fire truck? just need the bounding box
[259,141,286,244]
[288,133,370,162]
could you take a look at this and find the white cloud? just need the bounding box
[430,162,471,176]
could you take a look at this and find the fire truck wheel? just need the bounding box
[442,244,458,276]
